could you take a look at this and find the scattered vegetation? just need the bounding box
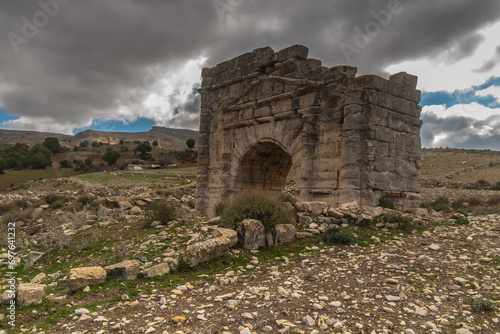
[467,297,495,312]
[144,200,177,225]
[373,213,415,231]
[454,217,470,225]
[218,193,295,232]
[421,196,450,212]
[279,193,297,206]
[321,226,358,245]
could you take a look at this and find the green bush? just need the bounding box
[452,197,483,210]
[145,200,176,225]
[374,213,414,231]
[212,201,227,217]
[454,217,470,225]
[218,193,295,232]
[378,197,395,210]
[467,297,494,312]
[279,193,297,206]
[321,226,358,245]
[44,194,65,205]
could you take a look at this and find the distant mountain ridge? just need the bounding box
[0,126,199,150]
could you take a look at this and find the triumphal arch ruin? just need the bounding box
[196,45,422,215]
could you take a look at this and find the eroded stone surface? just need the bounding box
[182,236,232,267]
[236,219,266,250]
[17,283,46,306]
[68,266,107,293]
[196,45,422,215]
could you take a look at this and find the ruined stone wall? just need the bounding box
[196,45,422,215]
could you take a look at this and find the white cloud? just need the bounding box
[422,102,500,121]
[385,21,500,92]
[1,116,91,135]
[475,85,500,103]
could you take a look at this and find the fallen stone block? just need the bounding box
[24,251,44,269]
[143,263,170,278]
[236,219,266,250]
[17,283,46,306]
[212,227,238,247]
[68,266,107,293]
[302,202,329,217]
[104,260,140,280]
[274,224,296,245]
[182,236,232,267]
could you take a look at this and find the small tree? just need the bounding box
[186,138,195,150]
[43,137,62,155]
[119,139,124,144]
[103,150,121,166]
[135,142,152,160]
[79,140,90,148]
[32,152,50,169]
[91,141,99,147]
[152,140,158,147]
[0,157,6,175]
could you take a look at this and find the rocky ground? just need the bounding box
[0,165,499,334]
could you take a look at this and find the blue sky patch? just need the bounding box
[421,76,500,108]
[0,109,20,125]
[73,117,155,134]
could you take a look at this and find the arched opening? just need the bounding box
[233,141,293,197]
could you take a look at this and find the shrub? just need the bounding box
[213,201,227,217]
[279,193,297,206]
[218,193,295,232]
[374,213,414,231]
[491,182,500,191]
[454,217,470,225]
[145,200,176,225]
[452,197,484,210]
[378,197,395,210]
[321,226,358,245]
[486,195,500,206]
[44,194,64,205]
[467,297,494,312]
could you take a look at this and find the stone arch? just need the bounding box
[196,45,423,215]
[231,139,296,198]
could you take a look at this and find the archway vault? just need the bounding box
[196,45,423,215]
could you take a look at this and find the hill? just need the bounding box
[0,126,199,150]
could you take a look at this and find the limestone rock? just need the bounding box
[212,227,238,247]
[143,263,170,278]
[236,219,266,250]
[24,251,44,269]
[68,266,107,293]
[302,202,328,217]
[16,283,46,306]
[1,290,15,305]
[182,236,232,267]
[104,260,140,280]
[274,224,296,245]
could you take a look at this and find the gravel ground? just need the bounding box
[26,214,499,334]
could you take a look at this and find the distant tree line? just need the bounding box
[0,137,73,174]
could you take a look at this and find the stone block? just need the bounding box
[274,224,296,245]
[212,227,238,247]
[389,72,418,88]
[182,236,232,267]
[104,260,140,280]
[278,45,309,62]
[302,202,329,217]
[143,263,170,278]
[17,283,46,306]
[68,266,107,293]
[236,219,266,250]
[24,251,44,269]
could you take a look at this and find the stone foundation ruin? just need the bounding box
[196,45,422,215]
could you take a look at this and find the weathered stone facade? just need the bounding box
[196,45,422,215]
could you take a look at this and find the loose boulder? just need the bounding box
[274,224,296,245]
[16,283,46,306]
[182,236,232,267]
[143,263,170,278]
[68,266,107,293]
[212,227,238,247]
[236,219,266,250]
[24,251,44,269]
[104,260,140,280]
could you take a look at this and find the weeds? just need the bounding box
[321,226,359,245]
[374,213,414,231]
[280,193,297,206]
[454,217,470,225]
[421,196,449,212]
[144,200,177,226]
[217,193,295,232]
[467,297,495,312]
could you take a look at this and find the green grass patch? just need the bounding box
[320,226,359,245]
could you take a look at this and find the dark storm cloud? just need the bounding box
[421,113,500,150]
[474,46,500,73]
[1,0,500,131]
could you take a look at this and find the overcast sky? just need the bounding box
[0,0,499,149]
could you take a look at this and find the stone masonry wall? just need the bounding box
[196,45,422,215]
